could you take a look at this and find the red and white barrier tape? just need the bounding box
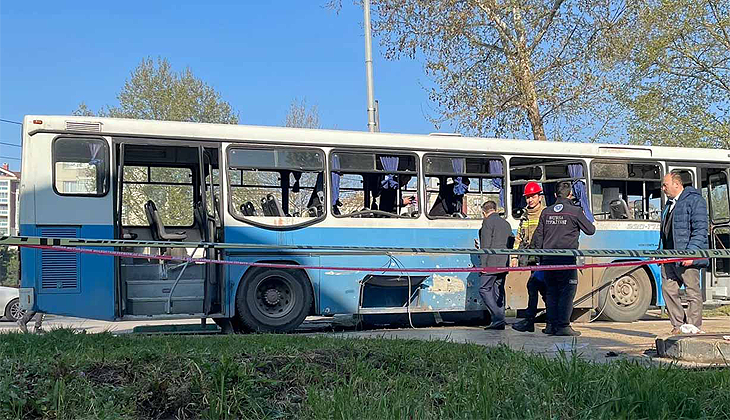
[22,244,701,274]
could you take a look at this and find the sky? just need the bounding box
[0,1,448,172]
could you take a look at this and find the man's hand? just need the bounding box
[681,259,694,267]
[510,258,518,268]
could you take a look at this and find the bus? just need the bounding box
[17,115,730,332]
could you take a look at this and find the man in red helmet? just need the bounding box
[511,182,548,332]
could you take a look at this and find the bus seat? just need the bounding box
[193,201,210,240]
[241,201,257,216]
[262,194,285,216]
[144,200,188,241]
[609,199,631,219]
[261,197,271,216]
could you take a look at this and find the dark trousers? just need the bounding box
[524,271,546,320]
[544,269,578,329]
[480,273,506,325]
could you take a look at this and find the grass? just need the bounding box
[1,329,729,419]
[704,304,730,317]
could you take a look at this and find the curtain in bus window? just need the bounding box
[488,160,504,207]
[331,154,341,207]
[568,164,595,222]
[306,173,325,213]
[451,158,468,195]
[543,182,557,206]
[291,171,302,192]
[380,156,399,189]
[88,142,102,165]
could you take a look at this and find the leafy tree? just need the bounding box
[343,0,626,141]
[74,57,239,225]
[285,98,321,129]
[610,0,730,148]
[75,57,239,124]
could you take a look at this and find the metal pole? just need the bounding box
[364,0,378,132]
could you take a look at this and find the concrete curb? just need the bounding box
[656,333,730,364]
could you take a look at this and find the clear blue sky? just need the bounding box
[0,1,448,171]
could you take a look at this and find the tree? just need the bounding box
[363,0,626,141]
[75,57,239,124]
[610,0,730,148]
[284,98,321,129]
[74,57,240,225]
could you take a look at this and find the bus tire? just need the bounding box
[597,267,652,322]
[235,268,312,333]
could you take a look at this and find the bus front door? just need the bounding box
[704,168,730,301]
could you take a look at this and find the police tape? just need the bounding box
[21,244,702,274]
[0,234,724,259]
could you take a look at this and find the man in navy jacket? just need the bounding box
[660,171,709,334]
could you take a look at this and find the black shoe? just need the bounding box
[511,319,535,332]
[552,326,581,336]
[484,322,506,330]
[542,324,555,335]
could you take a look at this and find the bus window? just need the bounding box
[509,158,590,219]
[591,161,662,221]
[227,147,325,226]
[331,151,418,218]
[424,155,504,219]
[122,166,194,227]
[53,137,109,196]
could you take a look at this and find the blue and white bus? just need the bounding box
[17,115,730,332]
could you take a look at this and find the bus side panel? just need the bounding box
[582,226,663,305]
[20,223,116,320]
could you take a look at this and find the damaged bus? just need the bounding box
[16,115,730,332]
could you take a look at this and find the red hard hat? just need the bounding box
[523,182,542,196]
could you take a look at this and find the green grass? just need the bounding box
[1,329,729,419]
[704,304,730,317]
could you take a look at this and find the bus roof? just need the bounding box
[23,115,730,164]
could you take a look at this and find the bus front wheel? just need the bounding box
[597,267,652,322]
[236,268,312,333]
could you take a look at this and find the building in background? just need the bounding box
[0,163,20,236]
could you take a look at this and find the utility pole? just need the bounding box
[363,0,379,132]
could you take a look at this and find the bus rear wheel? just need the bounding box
[597,267,652,322]
[236,268,312,333]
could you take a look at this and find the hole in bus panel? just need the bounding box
[117,144,210,316]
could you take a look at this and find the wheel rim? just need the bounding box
[610,275,641,307]
[254,274,297,319]
[9,301,25,321]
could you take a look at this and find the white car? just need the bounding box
[1,286,23,322]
